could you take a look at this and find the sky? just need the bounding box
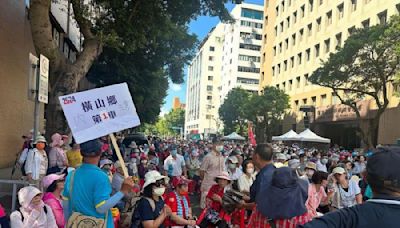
[161,0,264,116]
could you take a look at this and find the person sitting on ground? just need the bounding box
[199,171,232,228]
[328,166,362,210]
[164,176,197,227]
[42,174,66,228]
[301,147,400,228]
[307,171,333,218]
[131,170,172,228]
[10,186,57,228]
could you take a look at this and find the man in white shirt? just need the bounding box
[227,156,243,181]
[164,145,187,178]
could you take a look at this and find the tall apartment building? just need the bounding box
[185,3,264,138]
[220,3,264,100]
[260,0,400,148]
[185,24,224,137]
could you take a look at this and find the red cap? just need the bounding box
[172,176,190,188]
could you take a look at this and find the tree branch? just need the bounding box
[70,0,95,39]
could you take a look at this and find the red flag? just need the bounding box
[248,121,256,146]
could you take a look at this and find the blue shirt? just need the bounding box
[250,163,275,203]
[63,163,114,228]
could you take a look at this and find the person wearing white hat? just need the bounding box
[227,156,243,181]
[327,166,362,210]
[25,136,49,188]
[10,186,57,228]
[133,170,173,228]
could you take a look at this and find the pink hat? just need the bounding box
[50,133,64,147]
[42,174,65,190]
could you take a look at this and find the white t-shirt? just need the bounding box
[164,154,186,177]
[333,179,361,209]
[237,173,256,193]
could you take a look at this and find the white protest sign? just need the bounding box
[59,83,141,143]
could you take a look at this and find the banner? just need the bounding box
[59,83,141,143]
[248,121,256,146]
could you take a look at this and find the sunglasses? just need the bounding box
[155,180,165,187]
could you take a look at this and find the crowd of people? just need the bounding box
[0,130,399,228]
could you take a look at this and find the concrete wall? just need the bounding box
[0,0,44,168]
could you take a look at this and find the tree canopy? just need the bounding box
[218,88,250,134]
[309,15,400,148]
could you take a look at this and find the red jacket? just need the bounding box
[207,184,225,212]
[164,191,191,226]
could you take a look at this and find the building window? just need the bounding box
[319,0,323,5]
[275,26,278,36]
[279,43,283,53]
[289,80,293,91]
[296,76,301,88]
[276,6,279,16]
[241,8,264,20]
[324,39,330,53]
[273,46,277,56]
[303,98,308,105]
[316,17,321,32]
[306,48,311,61]
[265,16,269,25]
[326,11,332,26]
[276,84,280,89]
[277,64,281,74]
[307,23,313,36]
[209,46,215,51]
[348,26,356,36]
[337,3,344,19]
[293,11,297,24]
[240,32,262,40]
[207,85,213,91]
[309,0,314,12]
[315,44,320,57]
[336,33,342,49]
[208,76,213,81]
[351,0,357,12]
[288,0,292,6]
[321,94,327,106]
[304,74,310,86]
[311,96,316,105]
[239,54,260,62]
[300,5,305,18]
[283,82,286,91]
[292,34,296,46]
[272,66,275,76]
[207,95,212,100]
[280,22,284,32]
[209,56,214,61]
[290,56,295,68]
[284,60,288,71]
[208,66,214,71]
[264,34,267,44]
[286,17,290,29]
[362,19,370,28]
[297,52,302,65]
[238,66,260,73]
[299,28,304,41]
[240,20,263,29]
[294,100,299,110]
[378,10,387,25]
[285,38,289,50]
[239,43,261,51]
[237,77,260,85]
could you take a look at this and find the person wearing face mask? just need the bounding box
[199,139,226,209]
[316,155,328,173]
[148,150,160,171]
[132,171,172,228]
[10,186,57,228]
[163,145,187,179]
[301,162,317,183]
[352,155,367,176]
[164,177,197,228]
[138,154,150,180]
[42,174,66,228]
[25,136,49,188]
[226,156,243,181]
[100,159,114,182]
[238,160,257,194]
[48,133,68,175]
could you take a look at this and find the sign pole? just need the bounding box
[33,63,40,142]
[109,133,129,178]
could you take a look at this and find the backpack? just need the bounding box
[18,206,47,222]
[130,197,155,228]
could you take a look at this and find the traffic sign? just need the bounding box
[38,54,49,104]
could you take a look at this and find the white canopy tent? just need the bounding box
[222,132,246,141]
[271,130,301,141]
[298,129,331,144]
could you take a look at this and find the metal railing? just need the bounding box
[0,179,29,211]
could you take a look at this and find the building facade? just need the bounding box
[185,25,224,137]
[220,3,264,100]
[260,0,400,148]
[185,3,264,138]
[172,97,186,110]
